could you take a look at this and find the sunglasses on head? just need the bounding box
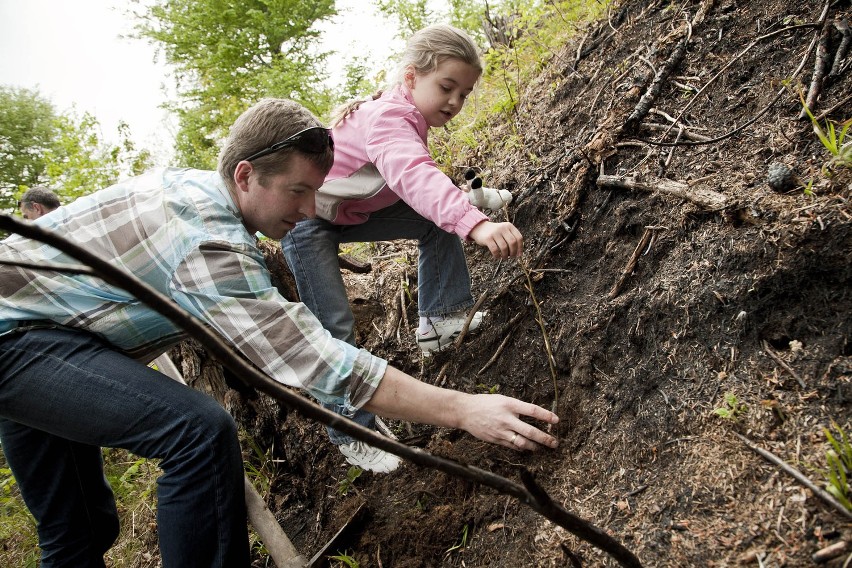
[243,126,334,162]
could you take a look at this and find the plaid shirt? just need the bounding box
[0,167,386,409]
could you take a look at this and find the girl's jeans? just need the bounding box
[0,328,250,567]
[281,200,474,444]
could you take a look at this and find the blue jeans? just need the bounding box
[0,328,249,567]
[282,200,474,444]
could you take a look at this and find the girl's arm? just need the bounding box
[363,365,559,451]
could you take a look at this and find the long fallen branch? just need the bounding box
[596,174,728,210]
[0,214,643,568]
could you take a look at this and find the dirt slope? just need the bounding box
[248,1,852,566]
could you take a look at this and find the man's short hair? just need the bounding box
[20,186,61,210]
[218,99,334,189]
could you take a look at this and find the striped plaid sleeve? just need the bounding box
[169,241,386,409]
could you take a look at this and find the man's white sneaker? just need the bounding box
[416,311,485,355]
[338,441,401,473]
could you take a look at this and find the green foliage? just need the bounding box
[821,421,852,511]
[798,89,851,178]
[713,392,748,420]
[243,435,278,496]
[0,455,39,568]
[444,522,470,555]
[0,86,153,216]
[337,465,363,496]
[134,0,339,166]
[378,0,435,36]
[0,86,57,202]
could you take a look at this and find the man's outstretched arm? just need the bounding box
[363,365,559,451]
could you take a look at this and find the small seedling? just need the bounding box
[328,551,360,567]
[799,91,852,173]
[713,392,747,420]
[337,466,362,496]
[445,523,470,556]
[821,421,852,511]
[476,382,501,394]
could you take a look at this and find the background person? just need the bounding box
[0,98,558,567]
[18,186,61,220]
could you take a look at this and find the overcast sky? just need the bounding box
[0,0,403,164]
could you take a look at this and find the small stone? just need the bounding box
[767,161,797,192]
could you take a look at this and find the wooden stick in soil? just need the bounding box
[609,228,653,300]
[734,433,852,521]
[0,214,644,568]
[829,18,850,78]
[812,540,849,564]
[597,174,727,210]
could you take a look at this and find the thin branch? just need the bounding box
[735,433,852,521]
[597,174,728,210]
[763,340,807,388]
[0,213,643,568]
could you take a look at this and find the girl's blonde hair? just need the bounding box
[329,24,483,127]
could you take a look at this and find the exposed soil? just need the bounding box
[184,1,852,566]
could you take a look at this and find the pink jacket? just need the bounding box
[315,85,488,239]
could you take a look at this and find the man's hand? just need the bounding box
[456,394,559,451]
[469,220,523,259]
[365,367,557,451]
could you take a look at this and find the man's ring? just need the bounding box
[510,433,518,445]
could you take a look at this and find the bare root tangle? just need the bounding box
[634,3,831,149]
[0,213,645,568]
[651,5,829,145]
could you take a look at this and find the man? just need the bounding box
[18,186,61,220]
[0,99,559,567]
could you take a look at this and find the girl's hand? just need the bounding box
[469,221,523,259]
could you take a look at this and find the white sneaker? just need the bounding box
[338,441,401,473]
[416,311,485,355]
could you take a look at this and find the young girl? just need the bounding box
[282,24,524,472]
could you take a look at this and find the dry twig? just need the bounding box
[735,433,852,521]
[762,340,807,388]
[623,29,691,134]
[799,19,833,119]
[608,228,654,300]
